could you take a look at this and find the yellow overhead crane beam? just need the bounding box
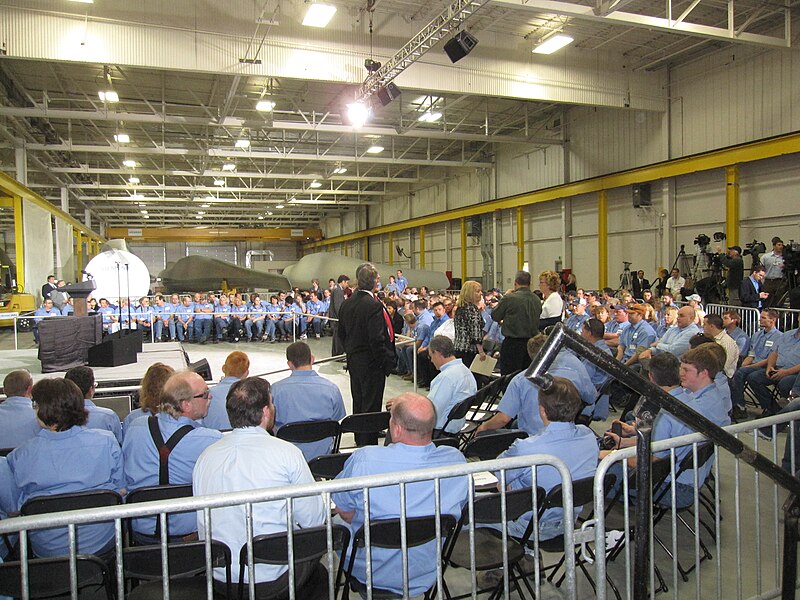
[106,227,323,242]
[304,131,800,249]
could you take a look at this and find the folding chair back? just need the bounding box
[432,437,460,449]
[469,486,545,525]
[352,515,457,550]
[308,453,349,480]
[0,555,112,599]
[21,489,123,516]
[462,431,528,461]
[276,419,341,444]
[337,412,390,450]
[125,483,194,542]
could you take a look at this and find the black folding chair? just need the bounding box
[123,539,232,600]
[433,393,483,446]
[308,453,350,480]
[337,412,391,451]
[432,437,460,449]
[125,484,195,545]
[462,431,528,461]
[238,524,350,600]
[0,554,113,599]
[276,419,341,446]
[344,515,458,600]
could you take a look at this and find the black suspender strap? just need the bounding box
[147,416,194,486]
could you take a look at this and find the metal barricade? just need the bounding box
[705,303,762,336]
[774,307,800,333]
[593,410,800,600]
[0,454,575,600]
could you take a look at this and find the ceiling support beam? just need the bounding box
[106,227,323,242]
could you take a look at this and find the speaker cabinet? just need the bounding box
[633,183,652,207]
[443,31,479,63]
[189,359,213,381]
[375,82,401,107]
[88,333,140,368]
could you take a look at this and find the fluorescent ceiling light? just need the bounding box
[302,3,336,27]
[309,180,322,188]
[256,100,276,111]
[267,211,273,215]
[332,166,347,174]
[130,193,145,200]
[98,90,119,103]
[418,111,442,123]
[201,203,210,208]
[143,214,150,219]
[68,0,94,4]
[235,139,250,148]
[366,145,384,154]
[197,211,206,215]
[195,215,203,219]
[533,34,574,55]
[213,179,225,186]
[140,210,148,214]
[122,159,136,168]
[222,163,236,171]
[128,176,140,184]
[275,204,285,209]
[258,215,265,220]
[205,195,215,201]
[346,102,369,128]
[114,133,130,143]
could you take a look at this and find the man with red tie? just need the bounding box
[337,262,396,445]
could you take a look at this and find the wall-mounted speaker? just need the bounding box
[375,82,401,107]
[632,183,652,208]
[443,31,479,64]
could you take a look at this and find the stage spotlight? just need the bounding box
[443,30,478,63]
[346,102,370,128]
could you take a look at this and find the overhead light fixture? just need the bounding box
[258,215,265,220]
[222,163,236,171]
[68,0,94,3]
[197,211,206,215]
[443,30,479,63]
[346,102,369,129]
[195,215,203,220]
[122,159,136,168]
[332,166,347,174]
[235,139,250,149]
[213,179,225,186]
[533,34,574,55]
[302,2,337,28]
[267,211,273,215]
[309,180,322,188]
[256,100,276,111]
[128,176,140,184]
[366,145,384,154]
[275,204,285,209]
[143,214,150,219]
[205,195,215,202]
[418,111,442,123]
[140,209,148,214]
[114,133,130,143]
[98,90,119,103]
[130,193,145,200]
[201,203,211,208]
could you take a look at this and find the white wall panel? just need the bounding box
[739,155,800,244]
[53,219,73,281]
[495,145,564,199]
[22,200,54,304]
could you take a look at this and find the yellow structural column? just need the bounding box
[516,207,524,271]
[363,237,369,261]
[598,190,608,289]
[388,231,393,266]
[75,230,83,279]
[419,226,426,269]
[460,218,467,283]
[13,195,24,293]
[725,165,740,248]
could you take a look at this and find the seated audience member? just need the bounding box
[422,335,477,435]
[33,298,59,343]
[655,306,678,338]
[174,295,194,342]
[538,270,564,330]
[272,342,346,460]
[229,296,249,342]
[415,301,450,387]
[564,298,590,333]
[153,294,176,341]
[136,297,154,339]
[742,325,800,416]
[494,377,597,540]
[123,363,175,435]
[193,294,214,344]
[722,309,750,359]
[604,305,631,349]
[65,366,122,445]
[304,291,324,338]
[194,377,326,597]
[702,313,740,378]
[602,349,730,507]
[476,334,595,436]
[686,294,706,325]
[637,306,701,364]
[579,318,614,419]
[654,268,669,297]
[0,369,40,448]
[205,351,250,430]
[730,309,782,419]
[397,313,427,378]
[245,295,267,341]
[213,295,232,343]
[617,304,657,368]
[656,292,676,325]
[687,334,733,413]
[6,378,123,557]
[265,295,286,342]
[333,393,468,597]
[123,372,223,543]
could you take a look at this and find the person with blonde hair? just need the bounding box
[538,270,564,330]
[123,362,176,435]
[453,280,486,370]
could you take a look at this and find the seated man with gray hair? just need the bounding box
[426,335,477,435]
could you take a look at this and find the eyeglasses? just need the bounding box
[191,390,210,400]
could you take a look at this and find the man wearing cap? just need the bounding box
[721,246,745,304]
[604,304,631,350]
[762,237,786,308]
[618,304,657,367]
[564,298,590,333]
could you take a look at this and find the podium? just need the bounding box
[62,280,97,317]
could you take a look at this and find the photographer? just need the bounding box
[720,245,745,305]
[762,237,786,308]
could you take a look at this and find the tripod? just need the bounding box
[618,261,633,292]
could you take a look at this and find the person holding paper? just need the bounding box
[452,280,487,382]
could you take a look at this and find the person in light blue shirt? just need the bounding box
[152,294,175,341]
[123,371,222,543]
[333,393,468,598]
[384,275,400,294]
[205,351,249,430]
[319,289,331,315]
[213,295,232,342]
[264,296,284,342]
[286,296,307,339]
[174,295,195,342]
[65,366,122,445]
[604,305,631,350]
[618,304,657,365]
[272,342,346,460]
[730,309,783,412]
[304,292,324,338]
[414,299,434,329]
[0,370,40,449]
[60,298,74,316]
[245,295,267,341]
[135,296,154,339]
[495,378,598,540]
[32,299,59,343]
[0,457,20,559]
[6,378,123,557]
[723,309,750,358]
[745,327,800,415]
[640,306,701,361]
[579,318,614,419]
[395,270,408,294]
[564,298,590,333]
[193,294,214,344]
[228,297,249,342]
[122,362,176,436]
[425,336,477,434]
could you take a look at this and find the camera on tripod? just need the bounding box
[743,239,767,257]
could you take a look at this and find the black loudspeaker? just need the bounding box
[632,183,652,207]
[88,333,140,368]
[189,359,213,381]
[375,82,401,107]
[443,31,479,63]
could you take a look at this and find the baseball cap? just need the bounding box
[612,304,628,312]
[628,304,648,315]
[728,245,742,254]
[686,293,702,302]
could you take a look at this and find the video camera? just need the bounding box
[743,239,767,258]
[784,240,800,271]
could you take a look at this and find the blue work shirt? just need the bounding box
[748,327,783,363]
[422,314,450,347]
[416,309,434,329]
[175,304,194,324]
[122,413,222,537]
[214,303,231,322]
[605,319,630,335]
[305,300,322,316]
[499,422,598,539]
[84,399,122,445]
[332,443,468,597]
[7,427,123,557]
[0,457,20,559]
[154,302,173,320]
[728,326,750,358]
[395,275,408,293]
[652,323,701,358]
[0,396,41,449]
[619,319,657,361]
[61,304,73,316]
[194,302,213,321]
[773,329,800,369]
[34,306,59,322]
[582,339,613,388]
[123,408,154,437]
[272,370,346,460]
[136,306,154,325]
[204,376,240,430]
[429,359,477,433]
[565,313,590,333]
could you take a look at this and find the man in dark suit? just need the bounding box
[740,265,769,309]
[337,263,396,445]
[632,270,651,299]
[41,275,57,301]
[329,274,349,357]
